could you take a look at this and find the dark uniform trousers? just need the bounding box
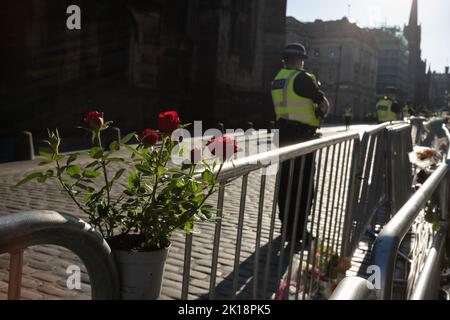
[277,118,316,242]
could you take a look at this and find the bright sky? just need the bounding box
[287,0,450,73]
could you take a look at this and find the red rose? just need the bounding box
[140,129,159,146]
[158,111,180,133]
[206,136,239,160]
[83,111,104,130]
[190,147,202,164]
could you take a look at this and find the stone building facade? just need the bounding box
[369,27,410,102]
[427,67,450,111]
[0,0,286,161]
[286,17,378,120]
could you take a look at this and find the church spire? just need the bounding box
[408,0,418,27]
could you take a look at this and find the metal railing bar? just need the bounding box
[371,163,448,300]
[181,233,193,299]
[262,168,281,299]
[309,146,330,293]
[329,276,376,300]
[209,182,226,300]
[302,149,323,300]
[231,174,249,299]
[342,139,361,257]
[7,250,24,300]
[275,159,295,298]
[285,156,306,300]
[0,211,120,299]
[329,142,343,255]
[409,225,447,300]
[319,144,337,273]
[295,151,317,300]
[336,140,352,256]
[252,172,267,299]
[216,132,359,182]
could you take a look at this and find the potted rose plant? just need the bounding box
[17,110,238,299]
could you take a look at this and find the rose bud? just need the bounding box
[206,136,239,160]
[140,128,159,146]
[158,111,180,133]
[83,111,104,130]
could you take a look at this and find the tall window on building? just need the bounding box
[328,47,337,59]
[313,48,321,58]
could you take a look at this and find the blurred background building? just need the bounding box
[287,16,378,120]
[0,0,287,161]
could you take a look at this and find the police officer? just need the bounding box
[376,87,401,123]
[343,106,353,130]
[271,43,330,244]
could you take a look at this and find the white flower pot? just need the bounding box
[113,247,169,300]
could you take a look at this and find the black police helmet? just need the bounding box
[385,86,398,95]
[282,43,308,60]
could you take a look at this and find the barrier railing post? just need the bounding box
[7,250,24,300]
[341,139,361,258]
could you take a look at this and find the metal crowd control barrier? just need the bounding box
[386,124,414,219]
[0,211,120,299]
[330,154,449,300]
[371,160,449,300]
[181,131,360,300]
[347,123,389,254]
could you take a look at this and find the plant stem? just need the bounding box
[55,159,91,216]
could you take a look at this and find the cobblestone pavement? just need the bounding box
[0,125,367,300]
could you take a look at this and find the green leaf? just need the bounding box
[45,170,54,177]
[123,144,144,159]
[39,150,53,160]
[82,170,101,178]
[113,168,126,181]
[157,166,165,176]
[66,165,81,178]
[86,160,99,168]
[109,141,119,151]
[120,132,136,144]
[128,170,138,189]
[83,193,93,203]
[136,164,153,176]
[37,175,47,183]
[38,160,52,166]
[16,172,43,186]
[108,157,125,163]
[75,183,95,193]
[66,153,79,166]
[202,170,213,183]
[89,147,104,159]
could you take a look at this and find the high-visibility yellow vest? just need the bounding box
[344,108,353,117]
[271,68,320,127]
[376,99,397,122]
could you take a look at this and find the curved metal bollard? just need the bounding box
[329,276,376,300]
[0,211,120,299]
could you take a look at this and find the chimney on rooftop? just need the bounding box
[446,66,449,75]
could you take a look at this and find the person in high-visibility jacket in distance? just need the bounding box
[343,106,353,130]
[376,87,401,123]
[271,43,330,247]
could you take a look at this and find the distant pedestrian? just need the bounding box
[271,43,330,245]
[343,106,353,130]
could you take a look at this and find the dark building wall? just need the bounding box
[0,0,286,159]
